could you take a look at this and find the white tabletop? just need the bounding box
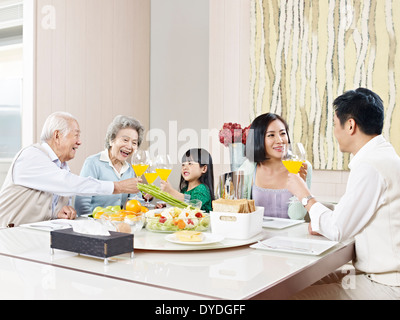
[0,223,354,300]
[0,254,207,300]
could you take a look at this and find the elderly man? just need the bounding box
[287,88,400,299]
[0,112,141,228]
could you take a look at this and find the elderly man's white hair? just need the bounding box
[40,112,78,143]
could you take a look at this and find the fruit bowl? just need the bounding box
[98,213,145,234]
[145,207,210,233]
[124,214,146,234]
[89,205,146,234]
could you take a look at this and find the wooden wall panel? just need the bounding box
[34,0,150,174]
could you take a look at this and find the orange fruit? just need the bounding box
[177,219,186,229]
[110,213,124,221]
[117,210,130,218]
[125,199,142,213]
[140,206,149,213]
[94,211,104,219]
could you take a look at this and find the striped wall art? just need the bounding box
[250,0,400,170]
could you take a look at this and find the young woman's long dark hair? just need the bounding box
[179,148,215,201]
[245,113,290,163]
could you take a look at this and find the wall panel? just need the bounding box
[209,0,251,180]
[34,0,150,174]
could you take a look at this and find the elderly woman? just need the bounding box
[75,115,144,216]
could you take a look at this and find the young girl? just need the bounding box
[160,148,215,212]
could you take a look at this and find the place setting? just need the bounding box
[250,236,338,256]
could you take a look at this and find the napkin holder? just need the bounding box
[50,228,134,265]
[210,206,264,240]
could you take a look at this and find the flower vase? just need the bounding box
[229,143,246,172]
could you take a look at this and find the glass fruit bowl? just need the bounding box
[124,214,146,234]
[145,207,210,233]
[99,211,145,234]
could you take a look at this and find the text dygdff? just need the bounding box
[199,304,245,315]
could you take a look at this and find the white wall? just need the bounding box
[150,0,209,188]
[311,170,349,203]
[208,0,252,180]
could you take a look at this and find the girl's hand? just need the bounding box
[160,180,173,194]
[160,180,185,201]
[299,162,308,182]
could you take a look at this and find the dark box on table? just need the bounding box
[50,228,134,259]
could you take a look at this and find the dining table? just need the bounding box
[0,218,354,300]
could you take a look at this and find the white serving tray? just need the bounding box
[20,220,72,232]
[250,236,338,256]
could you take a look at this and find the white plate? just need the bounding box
[165,233,224,246]
[262,217,304,229]
[250,236,338,256]
[20,220,72,232]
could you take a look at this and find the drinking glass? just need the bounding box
[144,160,158,185]
[281,142,306,174]
[143,160,158,206]
[131,150,150,178]
[155,154,172,181]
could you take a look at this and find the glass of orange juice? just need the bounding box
[155,154,172,181]
[282,143,306,174]
[144,160,158,184]
[143,160,158,206]
[131,150,150,178]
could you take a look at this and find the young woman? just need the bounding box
[239,113,312,219]
[160,148,215,212]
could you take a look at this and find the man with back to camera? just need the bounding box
[0,111,141,228]
[287,88,400,299]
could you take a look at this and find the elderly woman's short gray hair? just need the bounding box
[40,112,78,143]
[105,115,144,149]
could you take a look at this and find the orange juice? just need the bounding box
[144,172,158,184]
[282,160,303,174]
[132,164,149,177]
[156,168,172,181]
